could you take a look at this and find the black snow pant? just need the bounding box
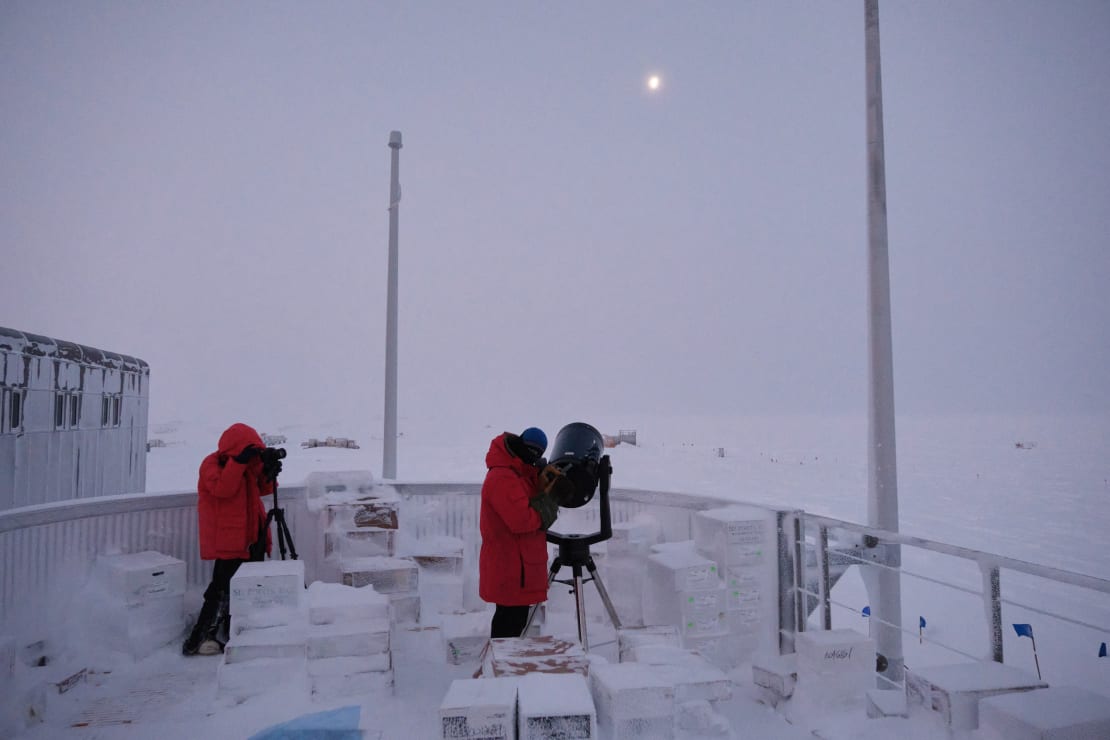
[490,604,531,639]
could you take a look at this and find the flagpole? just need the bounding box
[382,130,402,480]
[1031,634,1042,680]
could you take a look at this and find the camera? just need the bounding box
[259,446,286,482]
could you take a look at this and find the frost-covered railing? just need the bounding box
[785,511,1110,689]
[0,483,736,627]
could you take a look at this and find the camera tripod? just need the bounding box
[522,454,621,651]
[265,483,298,561]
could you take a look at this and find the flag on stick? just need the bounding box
[861,606,870,618]
[1100,642,1107,658]
[1013,624,1041,679]
[919,616,926,644]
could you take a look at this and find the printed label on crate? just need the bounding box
[725,520,765,545]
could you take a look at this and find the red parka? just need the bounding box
[478,433,548,606]
[197,423,274,561]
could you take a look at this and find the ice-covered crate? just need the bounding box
[440,677,519,740]
[725,605,762,635]
[978,685,1110,740]
[218,656,307,699]
[223,624,306,664]
[311,668,393,699]
[307,619,390,659]
[90,592,185,659]
[305,470,376,505]
[410,553,465,576]
[752,652,797,707]
[441,611,492,666]
[230,559,305,613]
[651,659,732,705]
[645,548,720,592]
[905,661,1048,731]
[93,551,186,605]
[341,556,419,593]
[617,626,681,663]
[681,631,734,667]
[517,673,596,740]
[795,628,875,677]
[486,636,589,677]
[420,572,465,617]
[307,580,390,625]
[388,592,420,624]
[326,497,400,530]
[589,662,676,740]
[609,519,661,555]
[325,528,396,558]
[693,505,771,566]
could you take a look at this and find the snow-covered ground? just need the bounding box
[7,412,1110,738]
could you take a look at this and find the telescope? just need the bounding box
[525,422,620,649]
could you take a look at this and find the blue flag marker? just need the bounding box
[1013,623,1033,639]
[919,616,927,629]
[1100,642,1107,658]
[862,606,870,617]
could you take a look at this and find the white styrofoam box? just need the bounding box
[440,676,519,740]
[905,661,1048,731]
[93,551,186,605]
[680,631,736,669]
[794,628,875,677]
[230,560,305,614]
[589,662,675,740]
[325,496,400,530]
[865,688,908,718]
[646,659,732,705]
[307,654,392,677]
[223,624,306,664]
[305,470,377,510]
[643,583,725,635]
[752,652,797,707]
[388,592,420,625]
[307,580,390,625]
[608,518,662,556]
[217,656,307,700]
[325,529,396,558]
[419,572,466,618]
[722,567,762,609]
[725,605,762,636]
[310,668,393,699]
[230,604,307,635]
[307,619,390,659]
[692,505,771,567]
[90,592,186,659]
[441,611,492,666]
[517,672,596,740]
[645,548,720,593]
[978,685,1110,740]
[341,556,419,594]
[617,626,681,663]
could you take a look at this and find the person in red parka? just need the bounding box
[182,422,278,656]
[479,427,561,638]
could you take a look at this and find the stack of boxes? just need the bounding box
[340,556,420,625]
[599,518,661,627]
[641,544,727,660]
[90,551,186,659]
[306,581,393,699]
[692,505,776,665]
[219,560,308,702]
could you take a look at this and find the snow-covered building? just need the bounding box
[0,326,149,510]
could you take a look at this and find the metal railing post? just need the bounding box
[793,515,807,636]
[777,510,799,653]
[984,564,1004,663]
[819,525,832,630]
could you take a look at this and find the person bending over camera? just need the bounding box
[182,422,282,656]
[478,427,563,639]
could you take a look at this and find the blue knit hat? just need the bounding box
[520,427,547,454]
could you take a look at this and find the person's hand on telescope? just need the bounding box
[233,445,260,464]
[536,464,564,495]
[530,492,559,531]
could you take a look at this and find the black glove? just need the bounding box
[529,492,559,531]
[233,446,259,464]
[262,459,283,481]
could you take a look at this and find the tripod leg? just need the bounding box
[522,558,561,636]
[585,556,623,631]
[572,565,589,651]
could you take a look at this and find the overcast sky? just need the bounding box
[2,1,1108,431]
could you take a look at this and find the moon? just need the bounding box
[647,74,662,92]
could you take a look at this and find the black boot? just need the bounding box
[182,594,223,656]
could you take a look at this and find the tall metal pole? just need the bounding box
[864,0,904,686]
[382,131,402,479]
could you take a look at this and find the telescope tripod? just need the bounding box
[523,535,622,651]
[264,485,298,561]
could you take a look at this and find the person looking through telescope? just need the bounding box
[478,427,564,639]
[183,422,283,656]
